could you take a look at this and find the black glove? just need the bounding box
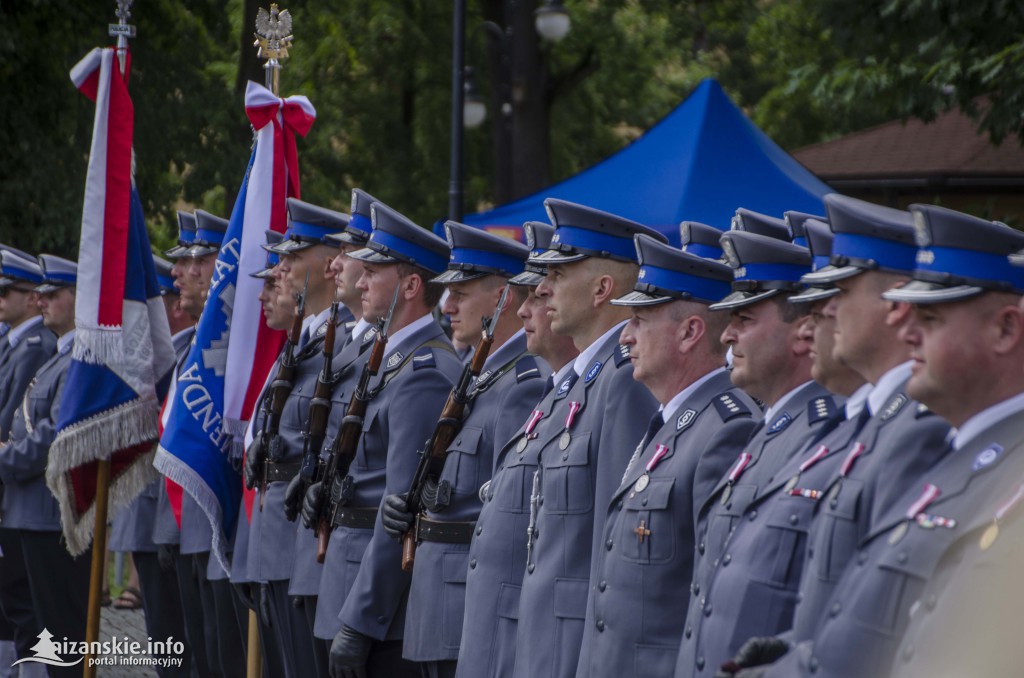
[283,475,306,523]
[716,637,789,678]
[243,434,266,491]
[233,582,257,612]
[157,543,178,573]
[301,481,325,530]
[381,493,414,541]
[329,625,372,678]
[229,440,245,474]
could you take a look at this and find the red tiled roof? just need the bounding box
[792,108,1024,179]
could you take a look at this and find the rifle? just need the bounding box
[400,284,511,571]
[314,284,402,562]
[290,299,340,521]
[256,273,309,510]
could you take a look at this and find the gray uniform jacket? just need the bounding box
[787,381,951,643]
[403,333,548,661]
[763,413,1024,678]
[677,382,833,671]
[455,366,579,678]
[0,342,72,530]
[316,320,462,641]
[576,369,758,678]
[246,314,352,584]
[889,471,1024,678]
[513,332,660,678]
[677,392,860,678]
[287,319,366,597]
[152,327,197,547]
[0,317,56,441]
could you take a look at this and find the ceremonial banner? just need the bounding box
[155,81,314,565]
[48,47,175,555]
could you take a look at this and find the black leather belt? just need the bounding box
[414,516,476,544]
[330,505,378,530]
[264,460,301,483]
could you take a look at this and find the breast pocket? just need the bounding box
[755,494,815,588]
[444,426,485,498]
[618,477,675,565]
[355,408,385,471]
[812,478,864,582]
[542,432,592,515]
[705,483,757,564]
[279,392,311,441]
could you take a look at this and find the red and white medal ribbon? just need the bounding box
[906,483,941,520]
[839,442,866,478]
[645,444,670,473]
[798,445,830,473]
[524,409,544,435]
[995,483,1024,522]
[727,452,752,484]
[564,401,583,430]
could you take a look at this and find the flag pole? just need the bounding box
[248,6,293,676]
[82,5,136,677]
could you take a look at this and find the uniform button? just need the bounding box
[618,500,624,510]
[748,510,758,521]
[725,502,732,510]
[598,580,607,592]
[698,542,705,555]
[789,514,799,525]
[722,554,731,566]
[703,605,712,617]
[606,539,614,551]
[562,453,569,461]
[538,497,544,505]
[527,563,535,574]
[809,656,819,673]
[829,602,841,617]
[376,615,387,624]
[469,559,477,570]
[830,499,838,509]
[456,438,462,445]
[696,657,705,671]
[642,497,649,506]
[596,620,605,632]
[898,551,908,564]
[476,526,483,536]
[692,583,700,596]
[684,626,692,639]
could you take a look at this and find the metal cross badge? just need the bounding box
[634,520,651,545]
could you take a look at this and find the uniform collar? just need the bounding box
[953,390,1024,451]
[483,328,526,373]
[171,326,194,345]
[57,329,76,355]
[763,379,815,423]
[308,306,333,335]
[572,320,628,377]
[660,366,728,422]
[350,317,371,343]
[844,382,874,419]
[7,315,43,348]
[386,312,434,349]
[867,360,913,416]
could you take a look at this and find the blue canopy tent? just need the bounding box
[463,78,832,246]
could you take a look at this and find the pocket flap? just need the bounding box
[496,582,521,620]
[448,426,483,456]
[442,551,468,583]
[623,477,674,510]
[553,577,589,619]
[544,432,591,468]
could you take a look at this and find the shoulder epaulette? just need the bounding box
[879,392,908,422]
[808,396,837,424]
[713,391,751,422]
[614,343,631,368]
[411,347,437,371]
[515,355,542,383]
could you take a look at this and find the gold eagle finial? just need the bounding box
[254,4,294,60]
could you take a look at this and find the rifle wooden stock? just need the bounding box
[315,328,388,563]
[401,331,494,572]
[298,306,339,487]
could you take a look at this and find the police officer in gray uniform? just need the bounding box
[512,200,662,678]
[378,221,546,678]
[679,221,725,260]
[749,206,1024,678]
[717,196,958,678]
[0,250,55,667]
[782,210,825,250]
[455,221,580,678]
[108,255,193,677]
[298,201,462,678]
[245,198,354,678]
[729,208,792,241]
[0,256,83,677]
[574,235,759,678]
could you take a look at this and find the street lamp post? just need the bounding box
[450,0,571,221]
